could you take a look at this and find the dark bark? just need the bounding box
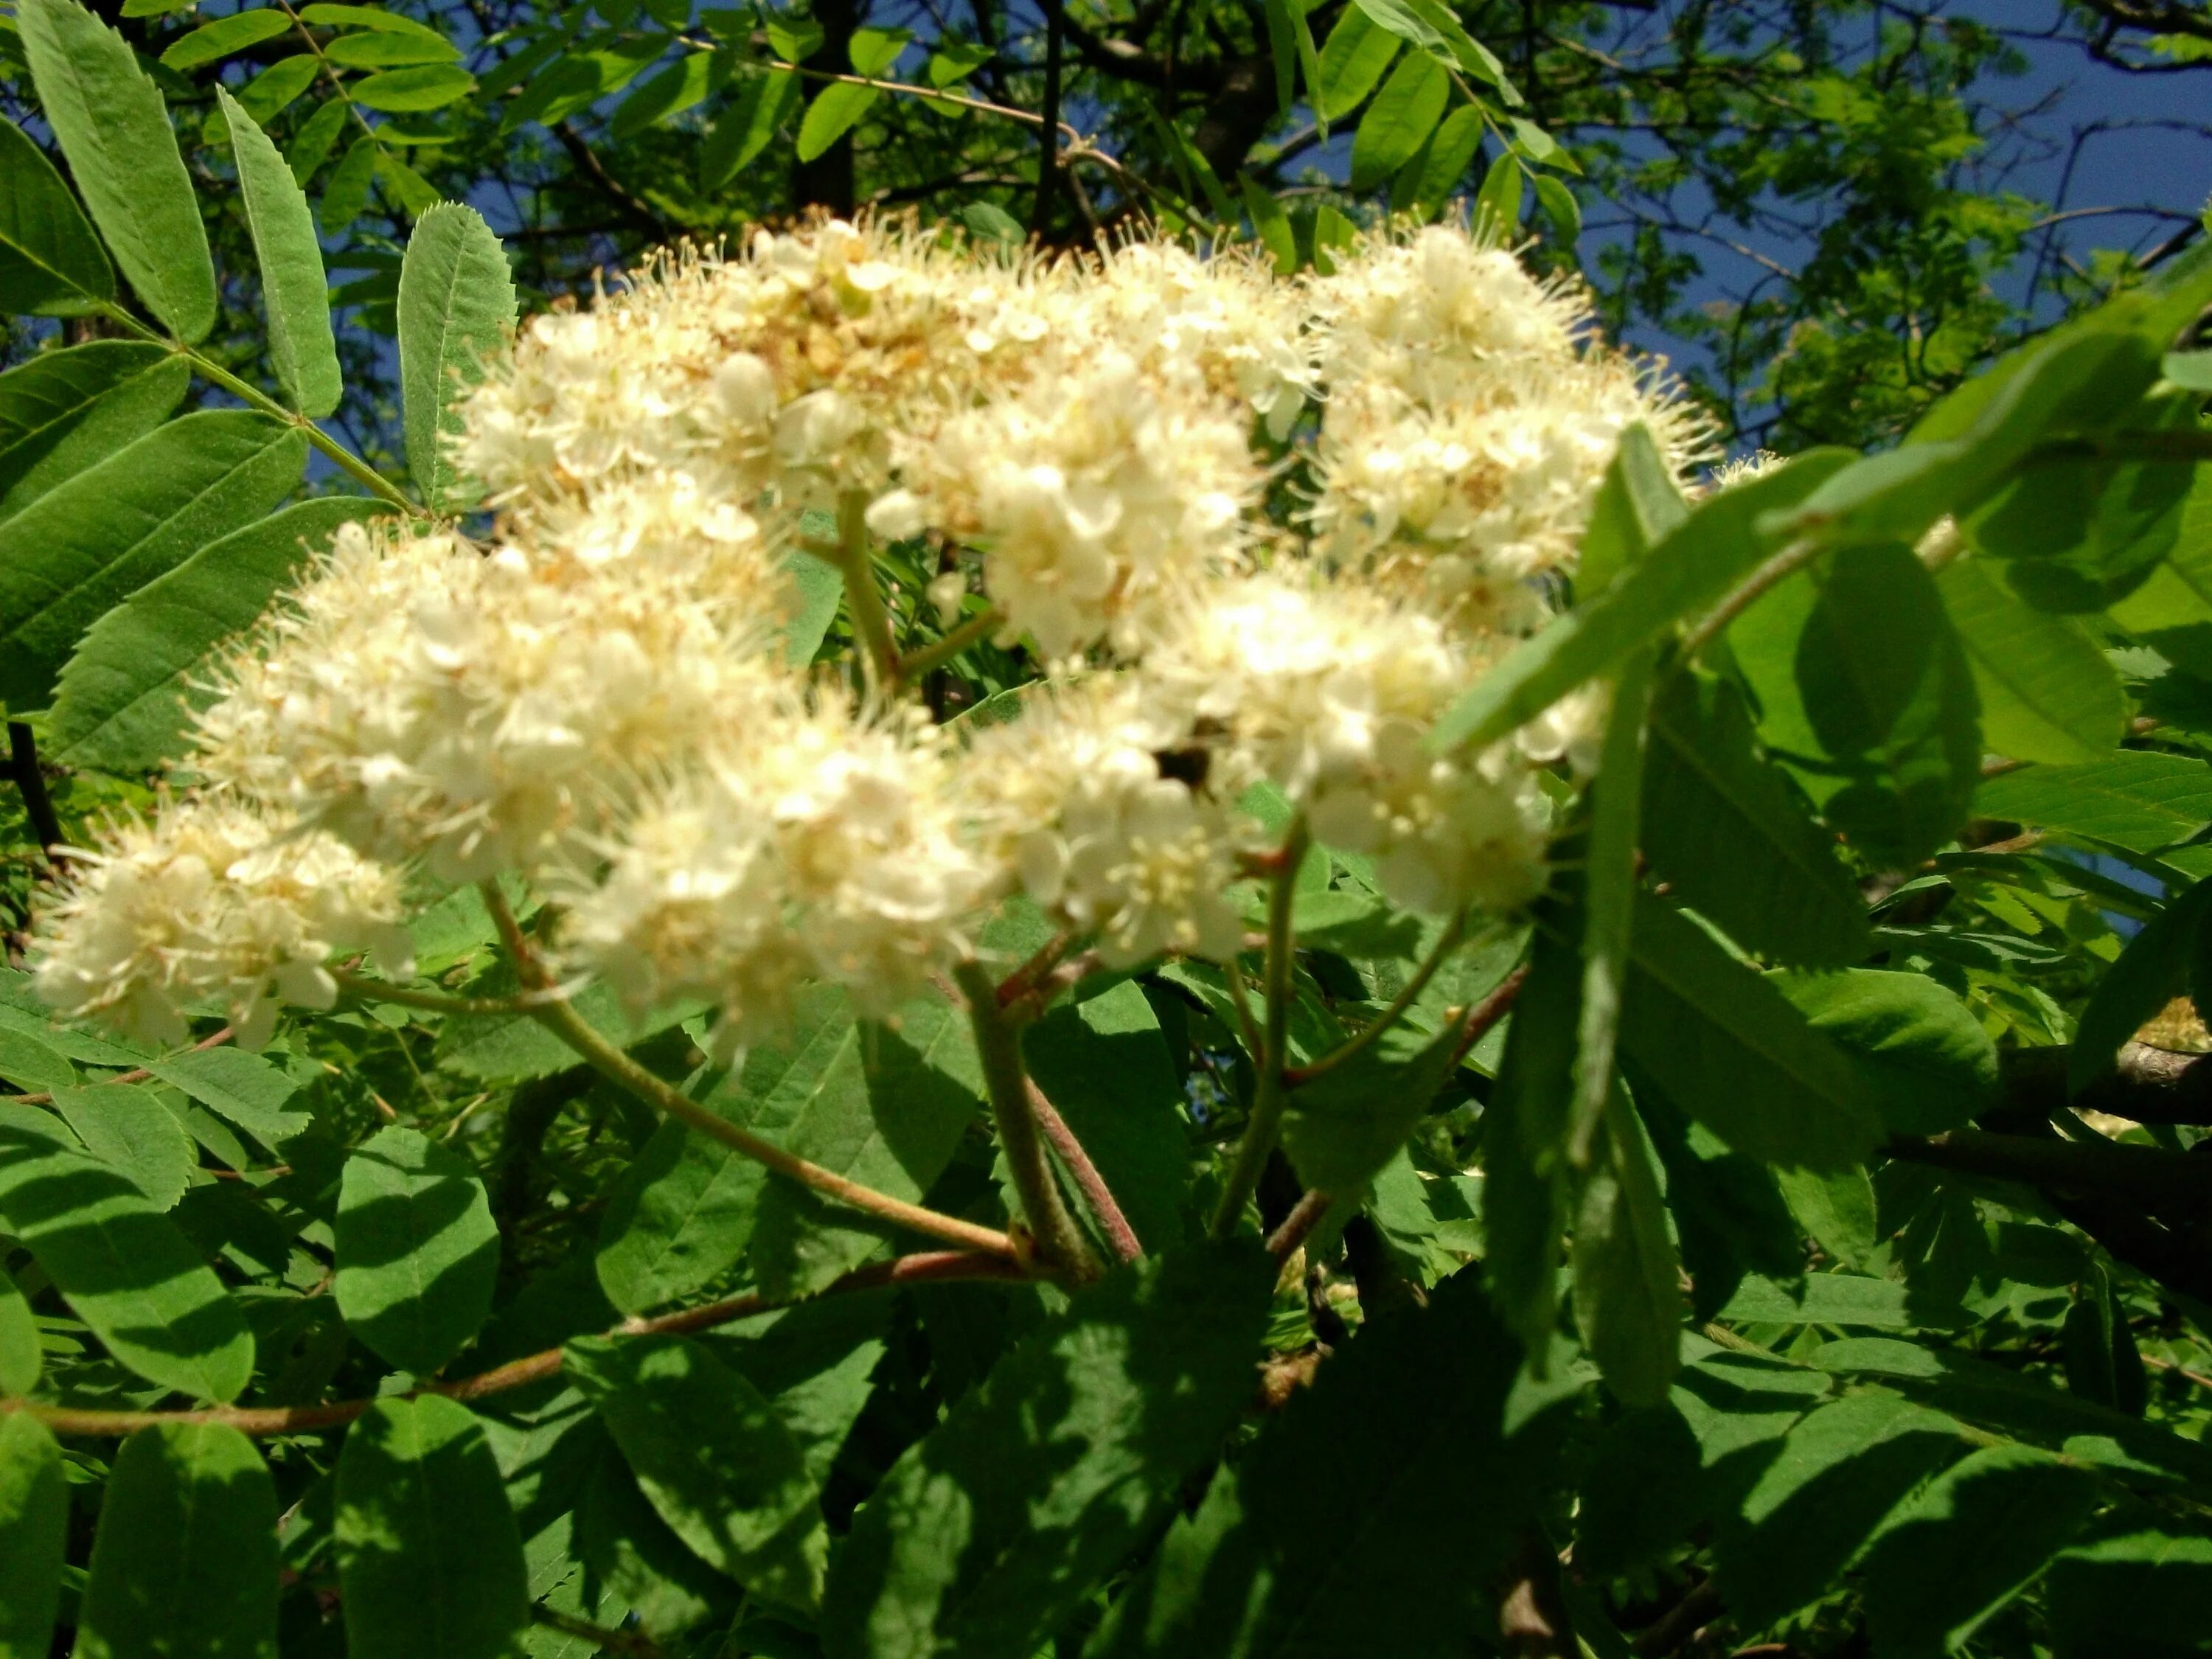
[793,0,860,214]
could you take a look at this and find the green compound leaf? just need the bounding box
[0,1113,254,1402]
[1347,49,1445,192]
[796,80,883,162]
[0,341,189,524]
[147,1046,312,1150]
[1935,557,2124,764]
[1314,3,1399,121]
[1572,1089,1682,1407]
[1770,968,1997,1138]
[1620,894,1882,1172]
[0,115,114,316]
[49,1082,195,1210]
[74,1422,279,1659]
[0,411,305,712]
[1280,1015,1461,1196]
[49,497,389,773]
[1975,750,2212,853]
[334,1124,501,1377]
[1433,448,1856,754]
[824,1241,1276,1659]
[16,0,218,342]
[159,7,291,70]
[1860,1444,2102,1658]
[1731,539,1983,869]
[595,1115,768,1318]
[397,202,516,509]
[702,65,802,189]
[217,88,343,419]
[0,1269,41,1397]
[748,989,985,1299]
[567,1334,823,1610]
[1711,1388,1966,1630]
[335,1396,530,1659]
[0,1413,68,1659]
[1641,671,1870,968]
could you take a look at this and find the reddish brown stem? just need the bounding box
[4,1250,1024,1438]
[1027,1079,1143,1262]
[1267,1189,1333,1260]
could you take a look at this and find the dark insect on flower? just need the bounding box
[1152,746,1211,789]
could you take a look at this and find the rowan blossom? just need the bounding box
[36,212,1698,1050]
[34,798,408,1050]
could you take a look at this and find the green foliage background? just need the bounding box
[7,3,2212,1658]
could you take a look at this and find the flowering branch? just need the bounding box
[1211,815,1310,1239]
[0,1250,1020,1438]
[954,960,1103,1281]
[1282,913,1469,1088]
[478,884,1019,1262]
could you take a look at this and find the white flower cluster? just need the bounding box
[36,214,1701,1049]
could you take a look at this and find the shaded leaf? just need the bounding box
[1713,1388,1965,1630]
[1089,1270,1582,1658]
[824,1242,1274,1659]
[49,1083,195,1209]
[1620,894,1882,1171]
[1571,1088,1680,1406]
[2067,877,2212,1093]
[1936,557,2124,764]
[0,1270,39,1396]
[1731,539,1982,867]
[567,1334,821,1610]
[335,1124,501,1376]
[1022,981,1189,1251]
[1281,1015,1460,1195]
[1314,3,1399,121]
[703,66,801,189]
[1860,1444,2101,1658]
[1643,671,1869,967]
[0,1114,254,1401]
[335,1396,530,1659]
[0,1413,67,1659]
[75,1422,279,1659]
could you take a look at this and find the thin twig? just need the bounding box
[330,969,563,1018]
[897,607,1004,684]
[477,884,1018,1260]
[1026,1079,1142,1262]
[1450,967,1528,1069]
[953,960,1100,1279]
[1678,536,1823,661]
[5,723,64,866]
[1284,915,1467,1087]
[1211,817,1310,1239]
[5,1025,235,1108]
[1,1251,1020,1438]
[1267,1189,1333,1260]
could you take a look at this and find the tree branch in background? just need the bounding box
[5,723,63,864]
